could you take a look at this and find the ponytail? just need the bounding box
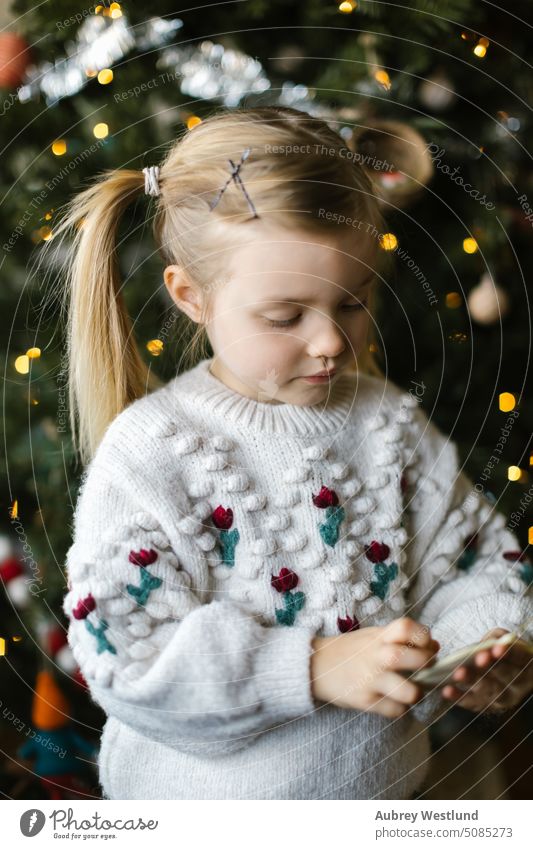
[38,169,164,467]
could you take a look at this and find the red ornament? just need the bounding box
[0,32,32,89]
[0,556,24,582]
[364,540,390,563]
[72,594,96,620]
[271,567,299,593]
[212,505,234,529]
[312,486,339,508]
[337,614,360,633]
[128,548,158,567]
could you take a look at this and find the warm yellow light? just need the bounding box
[445,292,462,309]
[0,638,6,657]
[12,636,23,642]
[93,122,109,139]
[374,69,391,90]
[15,355,29,374]
[86,68,98,78]
[463,237,478,254]
[508,466,522,481]
[338,1,357,12]
[110,8,122,18]
[529,527,533,545]
[26,347,41,359]
[499,392,516,412]
[473,44,487,58]
[51,139,67,156]
[95,5,104,13]
[146,339,164,356]
[379,232,398,251]
[10,499,18,519]
[39,226,53,241]
[97,68,114,85]
[187,115,202,130]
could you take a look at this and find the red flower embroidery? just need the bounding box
[503,550,528,562]
[271,567,299,593]
[128,548,158,567]
[72,593,96,620]
[364,540,390,563]
[212,505,234,530]
[464,532,479,549]
[337,614,360,633]
[312,486,339,508]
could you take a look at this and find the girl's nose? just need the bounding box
[308,318,346,360]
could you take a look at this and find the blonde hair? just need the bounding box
[38,105,389,466]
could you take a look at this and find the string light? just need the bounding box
[445,292,462,309]
[508,466,522,482]
[146,339,164,356]
[187,115,202,130]
[499,392,516,412]
[374,69,391,90]
[379,233,398,251]
[93,122,109,138]
[15,355,29,374]
[473,37,489,58]
[97,68,114,84]
[463,237,478,254]
[51,139,67,155]
[26,347,41,359]
[338,1,357,13]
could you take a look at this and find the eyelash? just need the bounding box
[263,302,368,328]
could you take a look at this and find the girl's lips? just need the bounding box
[302,370,338,382]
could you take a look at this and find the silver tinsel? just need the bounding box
[16,11,334,121]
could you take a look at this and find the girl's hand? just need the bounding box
[441,628,533,714]
[310,617,440,718]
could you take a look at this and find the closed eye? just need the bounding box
[263,300,368,329]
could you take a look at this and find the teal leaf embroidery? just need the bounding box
[457,533,479,571]
[275,590,306,626]
[520,562,533,586]
[318,505,345,548]
[126,569,163,606]
[84,618,116,655]
[370,562,398,600]
[220,527,240,566]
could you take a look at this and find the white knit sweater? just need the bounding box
[63,358,533,800]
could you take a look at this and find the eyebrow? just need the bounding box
[255,273,376,305]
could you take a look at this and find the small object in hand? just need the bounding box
[410,632,533,689]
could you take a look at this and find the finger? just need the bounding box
[369,694,411,719]
[377,671,423,705]
[380,644,438,672]
[491,639,533,667]
[382,617,434,648]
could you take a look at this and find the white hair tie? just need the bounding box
[143,165,160,197]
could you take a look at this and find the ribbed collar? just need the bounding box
[167,357,362,437]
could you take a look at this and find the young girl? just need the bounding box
[54,106,532,800]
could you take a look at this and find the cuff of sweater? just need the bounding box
[410,591,533,725]
[253,625,317,722]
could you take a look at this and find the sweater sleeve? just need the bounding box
[399,400,533,724]
[63,447,317,759]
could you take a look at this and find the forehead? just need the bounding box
[225,225,379,293]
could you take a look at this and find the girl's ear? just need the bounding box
[163,265,204,324]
